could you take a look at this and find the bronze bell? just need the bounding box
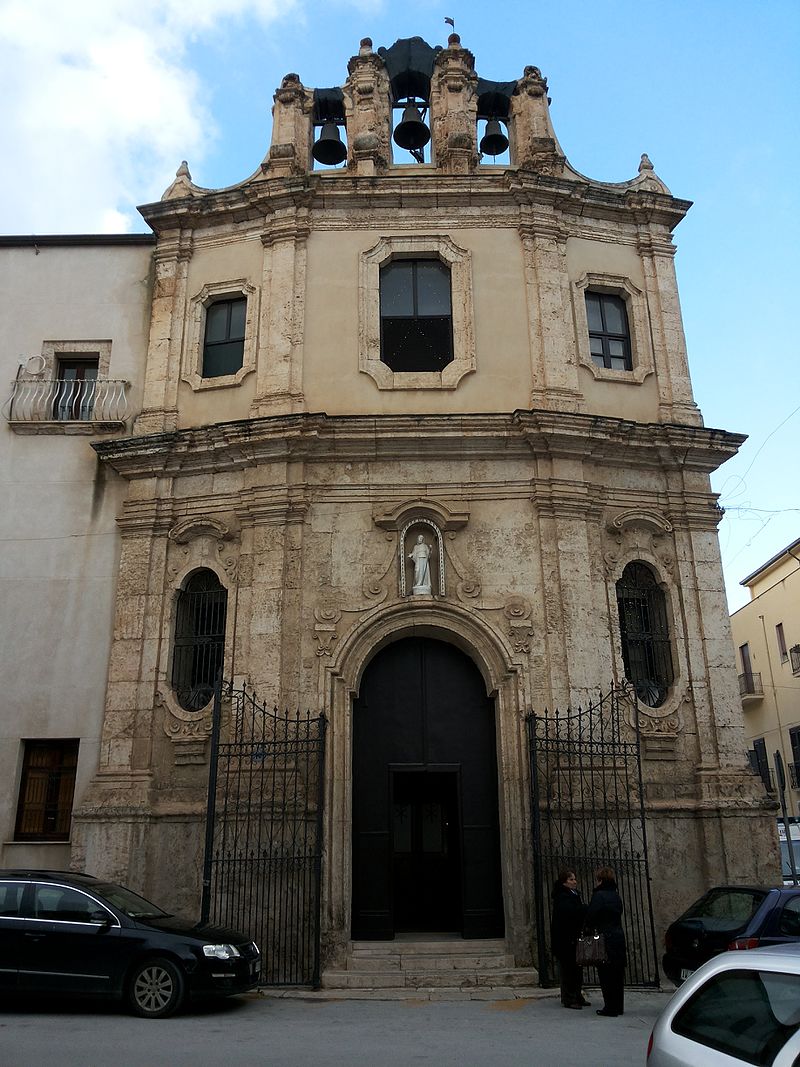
[312,122,347,166]
[393,103,431,152]
[479,118,509,158]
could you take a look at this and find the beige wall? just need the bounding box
[731,548,800,817]
[0,241,152,868]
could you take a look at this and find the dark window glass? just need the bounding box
[752,737,774,793]
[776,623,788,661]
[171,569,227,711]
[0,882,25,917]
[202,297,246,378]
[14,740,79,841]
[778,897,800,936]
[684,887,766,925]
[585,292,632,371]
[616,562,673,707]
[380,259,453,372]
[33,885,108,923]
[54,357,99,420]
[671,969,800,1066]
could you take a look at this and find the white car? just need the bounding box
[647,943,800,1066]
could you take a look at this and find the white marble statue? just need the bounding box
[409,534,432,595]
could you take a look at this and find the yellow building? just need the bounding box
[731,537,800,819]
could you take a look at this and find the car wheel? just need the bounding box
[127,957,186,1018]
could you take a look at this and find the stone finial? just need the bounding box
[448,33,461,47]
[161,160,195,201]
[359,37,373,54]
[639,153,654,172]
[633,152,671,194]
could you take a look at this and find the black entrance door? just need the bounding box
[352,637,504,940]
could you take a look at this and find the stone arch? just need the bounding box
[320,600,533,970]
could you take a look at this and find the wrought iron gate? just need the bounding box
[201,680,327,987]
[527,684,659,987]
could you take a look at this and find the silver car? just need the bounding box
[647,943,800,1066]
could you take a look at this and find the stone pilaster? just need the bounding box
[430,34,479,174]
[251,206,311,416]
[638,228,703,426]
[134,231,192,435]
[343,38,391,176]
[520,217,582,411]
[262,74,313,178]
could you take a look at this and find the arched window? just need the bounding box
[171,570,228,711]
[616,562,674,708]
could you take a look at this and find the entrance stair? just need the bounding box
[319,937,543,1001]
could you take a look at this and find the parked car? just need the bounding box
[647,943,800,1066]
[663,885,800,985]
[0,869,260,1017]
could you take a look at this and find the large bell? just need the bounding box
[480,118,509,158]
[393,103,431,152]
[312,122,347,166]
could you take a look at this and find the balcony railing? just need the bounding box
[789,761,800,790]
[4,378,129,428]
[738,671,764,701]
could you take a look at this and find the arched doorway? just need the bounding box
[351,636,504,940]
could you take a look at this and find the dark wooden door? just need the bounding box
[352,637,504,940]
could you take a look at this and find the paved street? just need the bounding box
[0,989,671,1067]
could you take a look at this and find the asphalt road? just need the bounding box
[0,989,672,1067]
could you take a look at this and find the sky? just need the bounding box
[1,0,797,612]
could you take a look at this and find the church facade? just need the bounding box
[2,35,778,983]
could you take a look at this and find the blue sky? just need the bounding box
[1,0,797,610]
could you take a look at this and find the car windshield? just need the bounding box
[685,888,766,925]
[94,883,170,920]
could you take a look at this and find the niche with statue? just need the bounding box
[400,520,445,597]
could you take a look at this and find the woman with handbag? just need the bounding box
[550,868,589,1009]
[584,866,626,1017]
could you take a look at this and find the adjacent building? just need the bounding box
[1,34,779,986]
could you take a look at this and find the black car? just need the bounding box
[663,884,800,985]
[0,870,260,1017]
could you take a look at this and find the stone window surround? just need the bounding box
[359,235,476,390]
[572,273,654,385]
[183,279,259,391]
[42,339,112,378]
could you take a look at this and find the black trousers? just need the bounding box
[597,961,625,1014]
[557,953,583,1006]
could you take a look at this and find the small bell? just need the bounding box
[393,103,431,152]
[312,122,347,166]
[479,118,509,158]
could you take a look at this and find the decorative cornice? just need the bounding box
[93,409,746,483]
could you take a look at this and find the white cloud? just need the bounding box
[0,0,294,234]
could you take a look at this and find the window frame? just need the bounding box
[14,739,79,842]
[585,291,632,371]
[183,280,259,391]
[379,258,454,373]
[776,623,788,662]
[201,296,247,379]
[359,236,475,390]
[572,274,654,385]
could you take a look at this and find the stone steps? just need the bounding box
[321,938,540,997]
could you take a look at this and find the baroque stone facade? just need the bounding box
[23,34,778,973]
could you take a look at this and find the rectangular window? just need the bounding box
[790,728,800,788]
[202,297,246,378]
[54,356,99,420]
[776,623,788,662]
[380,259,453,372]
[15,740,79,841]
[585,292,631,371]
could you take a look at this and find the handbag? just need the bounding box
[576,931,607,966]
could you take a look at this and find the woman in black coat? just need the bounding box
[550,868,589,1009]
[584,866,626,1017]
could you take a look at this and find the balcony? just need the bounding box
[738,671,764,704]
[4,377,130,433]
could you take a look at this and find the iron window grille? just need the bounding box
[379,258,453,372]
[202,297,246,378]
[616,561,674,708]
[15,739,79,841]
[585,291,632,371]
[171,570,228,711]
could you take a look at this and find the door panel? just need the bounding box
[352,637,503,939]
